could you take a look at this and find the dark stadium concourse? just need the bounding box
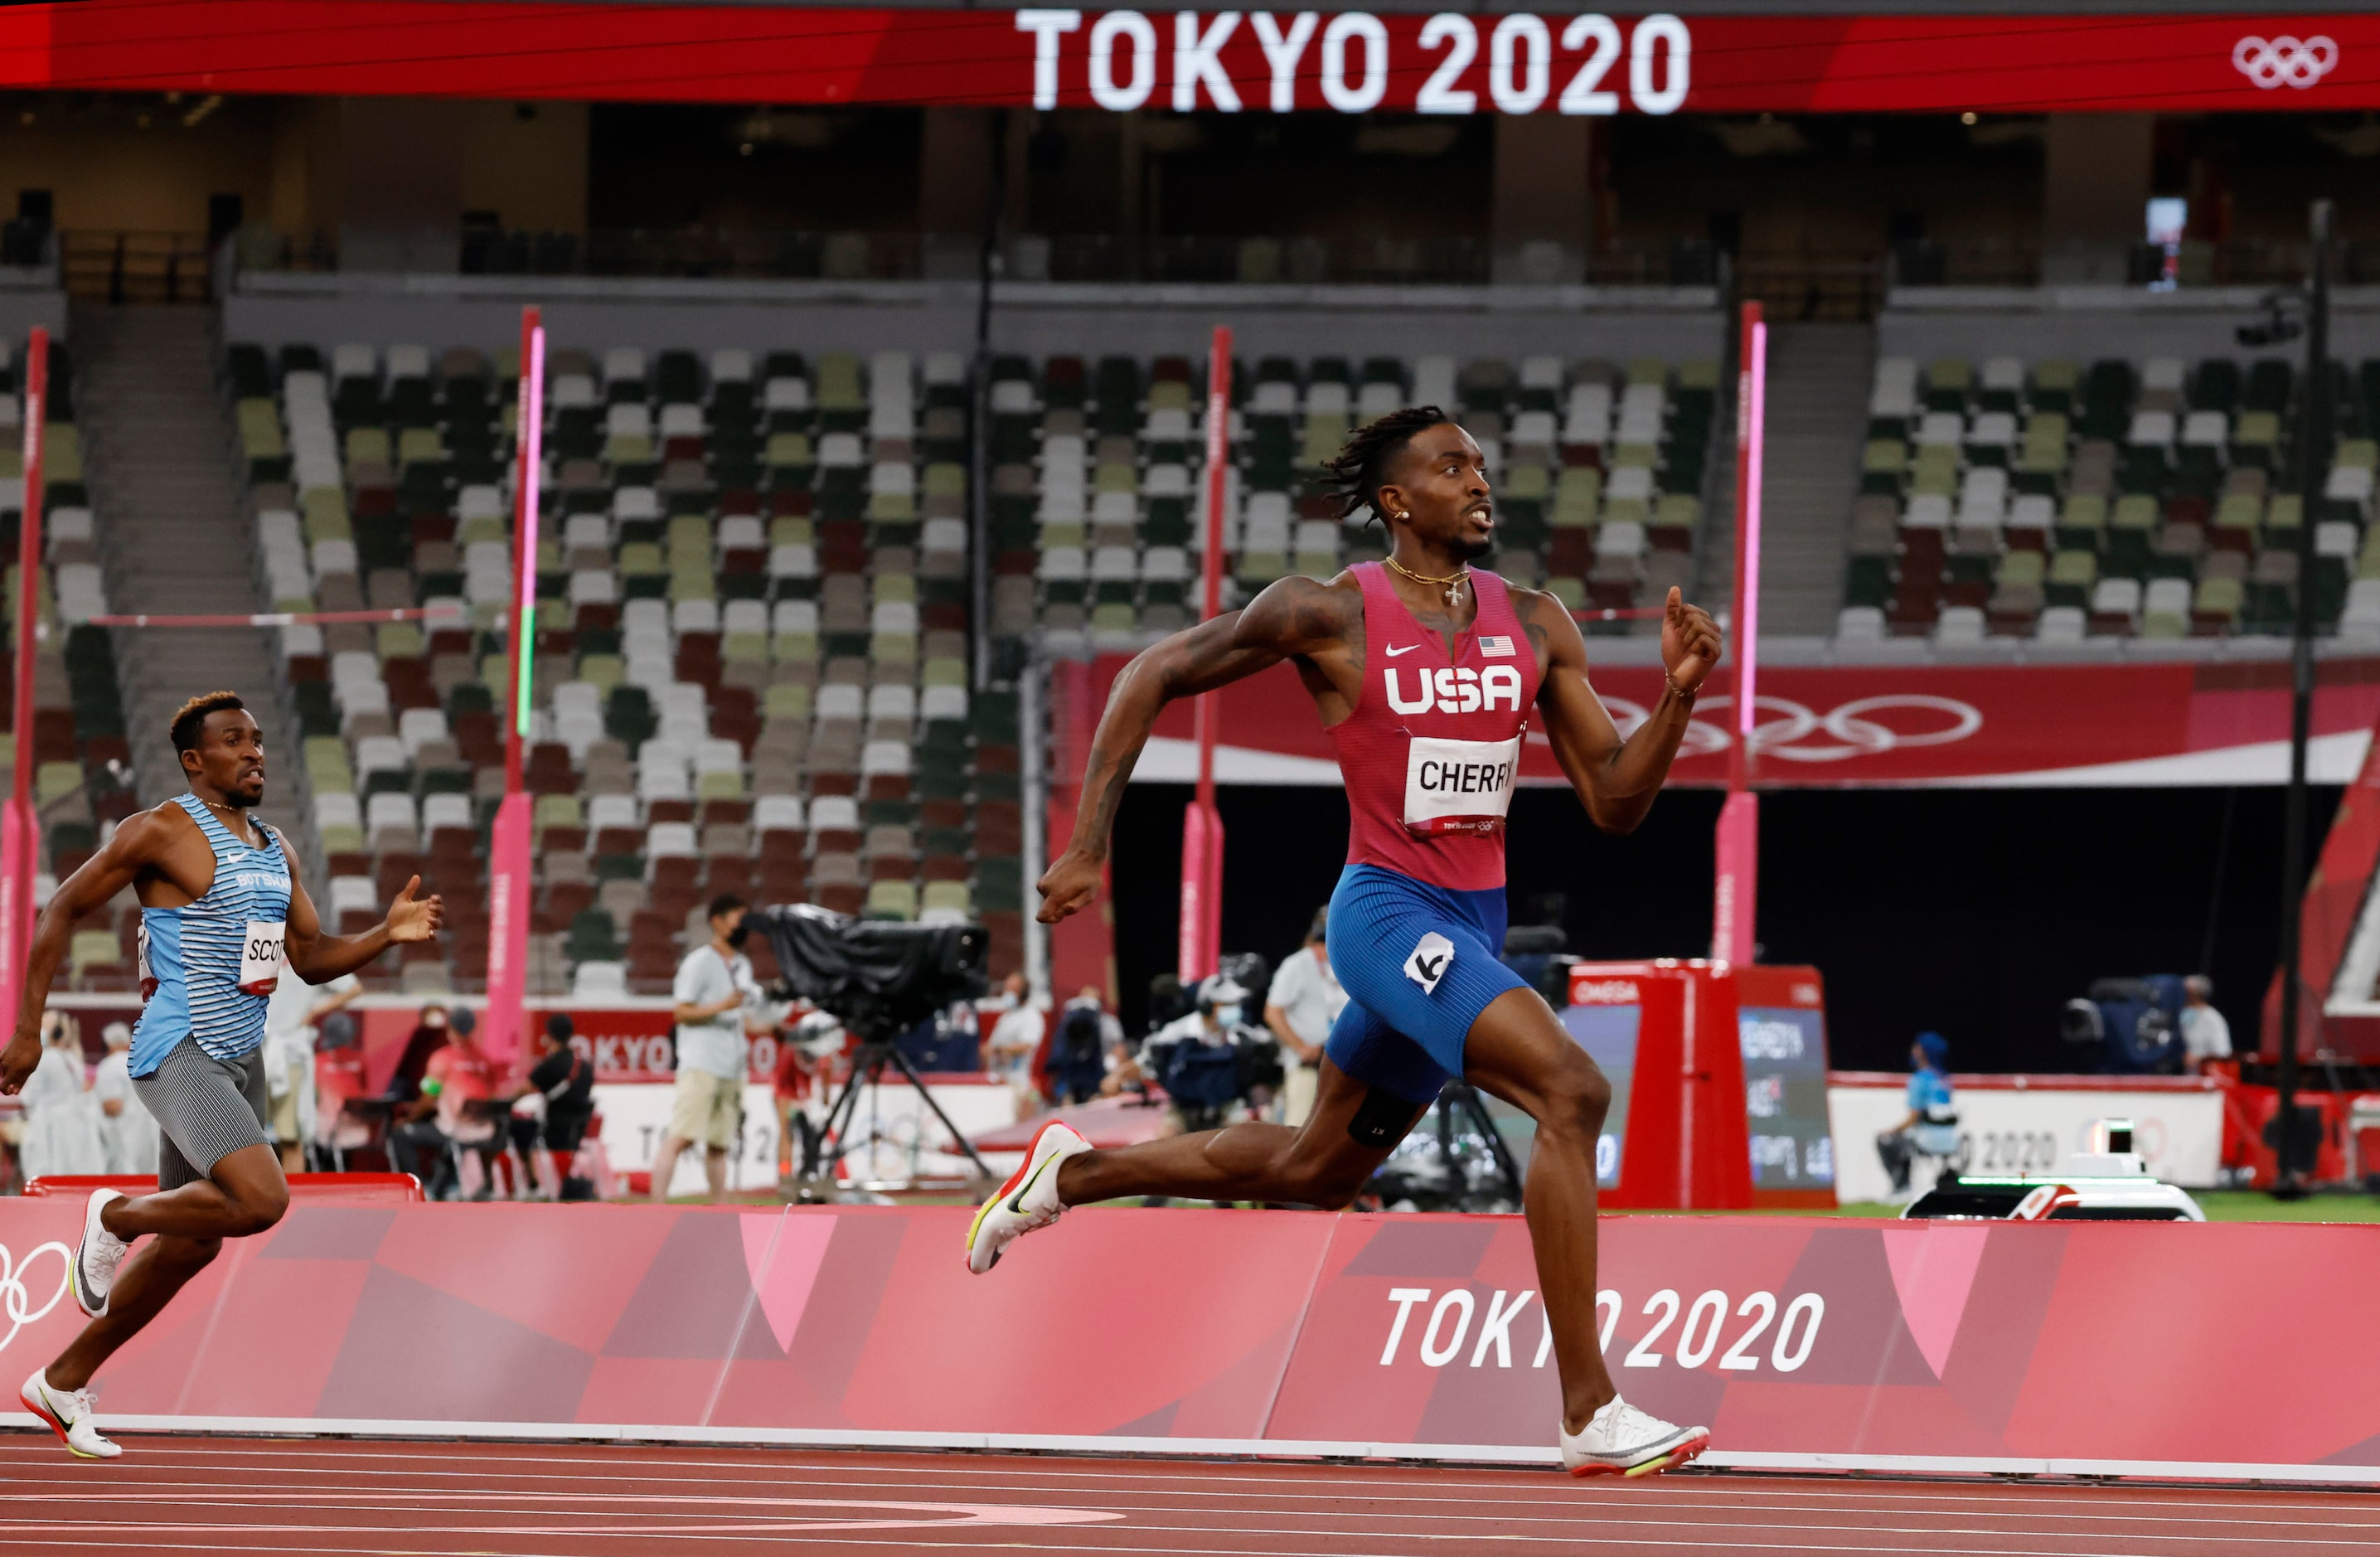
[1111,780,2342,1074]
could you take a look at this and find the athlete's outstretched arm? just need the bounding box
[0,807,182,1092]
[282,849,444,983]
[1524,585,1723,835]
[1038,575,1355,923]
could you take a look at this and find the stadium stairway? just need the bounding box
[1751,323,1874,636]
[77,304,314,866]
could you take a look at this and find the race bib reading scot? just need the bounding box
[1402,735,1521,836]
[239,922,288,997]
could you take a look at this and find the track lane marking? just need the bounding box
[21,1442,2372,1511]
[0,1530,2341,1557]
[2,1466,2367,1531]
[1,1505,2370,1550]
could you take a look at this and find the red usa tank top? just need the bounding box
[1328,561,1542,891]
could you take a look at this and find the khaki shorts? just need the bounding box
[269,1059,304,1145]
[668,1068,743,1150]
[1282,1064,1319,1128]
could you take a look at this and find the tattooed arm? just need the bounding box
[1523,584,1723,836]
[1037,576,1359,924]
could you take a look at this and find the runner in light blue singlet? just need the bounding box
[129,793,293,1079]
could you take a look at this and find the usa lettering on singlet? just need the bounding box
[128,794,293,1079]
[1327,562,1544,892]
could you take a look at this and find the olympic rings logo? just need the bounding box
[0,1241,70,1354]
[2233,36,2338,90]
[1601,694,1985,764]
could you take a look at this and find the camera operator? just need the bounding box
[1046,987,1122,1106]
[1135,973,1282,1136]
[650,894,773,1203]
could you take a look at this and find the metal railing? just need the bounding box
[1733,251,1887,323]
[61,230,212,304]
[236,224,1726,291]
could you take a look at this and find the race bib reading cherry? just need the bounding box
[239,922,287,997]
[1401,735,1520,836]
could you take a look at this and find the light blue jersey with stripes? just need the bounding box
[128,795,293,1079]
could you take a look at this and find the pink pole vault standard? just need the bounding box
[1713,303,1766,965]
[0,328,44,1036]
[482,310,544,1068]
[1179,327,1232,984]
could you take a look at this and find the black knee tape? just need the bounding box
[1349,1086,1426,1148]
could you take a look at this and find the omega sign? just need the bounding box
[1015,10,1691,115]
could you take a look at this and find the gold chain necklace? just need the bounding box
[200,795,259,841]
[1385,555,1470,609]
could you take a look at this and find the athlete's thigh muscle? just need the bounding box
[1460,985,1609,1118]
[1285,1052,1431,1201]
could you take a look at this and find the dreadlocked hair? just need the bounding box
[1319,405,1453,525]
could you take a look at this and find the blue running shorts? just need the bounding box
[1322,864,1530,1105]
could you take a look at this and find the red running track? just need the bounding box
[0,1436,2373,1555]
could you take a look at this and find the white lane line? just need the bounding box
[0,1539,1394,1557]
[2,1467,2366,1533]
[3,1500,2370,1551]
[0,1525,2325,1557]
[24,1443,2373,1511]
[0,1490,1125,1529]
[4,1481,2373,1537]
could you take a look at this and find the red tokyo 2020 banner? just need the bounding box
[1091,654,2380,788]
[6,1199,2375,1477]
[0,5,2373,114]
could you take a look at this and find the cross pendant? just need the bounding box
[1445,582,1462,609]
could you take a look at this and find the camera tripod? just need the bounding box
[796,1036,996,1197]
[1367,1081,1525,1211]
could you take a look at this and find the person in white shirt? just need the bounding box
[982,972,1046,1111]
[18,1011,105,1181]
[261,963,362,1171]
[2179,976,2232,1071]
[651,894,768,1202]
[1263,910,1346,1128]
[1140,973,1258,1135]
[90,1022,158,1176]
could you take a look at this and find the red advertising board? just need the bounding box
[0,5,2373,115]
[7,1199,2374,1480]
[1103,654,2380,789]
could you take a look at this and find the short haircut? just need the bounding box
[1320,405,1456,523]
[545,1012,575,1042]
[169,690,247,755]
[708,892,748,922]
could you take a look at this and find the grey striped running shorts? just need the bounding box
[132,1039,274,1189]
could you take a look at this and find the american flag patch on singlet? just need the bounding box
[1479,635,1515,657]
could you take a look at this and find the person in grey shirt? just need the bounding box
[1263,909,1345,1128]
[650,895,766,1202]
[2179,976,2232,1072]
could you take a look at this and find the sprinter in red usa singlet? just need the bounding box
[969,406,1723,1477]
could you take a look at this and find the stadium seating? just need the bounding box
[986,350,1718,655]
[1844,352,2380,642]
[227,340,1021,995]
[0,336,138,988]
[221,337,1713,994]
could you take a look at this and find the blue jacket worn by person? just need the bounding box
[1907,1031,1959,1156]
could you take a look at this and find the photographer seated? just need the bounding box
[387,1006,501,1199]
[1047,987,1122,1107]
[510,1013,596,1200]
[1876,1031,1960,1204]
[1137,973,1280,1137]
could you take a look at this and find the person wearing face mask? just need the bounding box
[649,895,764,1202]
[1137,973,1258,1137]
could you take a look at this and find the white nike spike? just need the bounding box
[966,1121,1092,1274]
